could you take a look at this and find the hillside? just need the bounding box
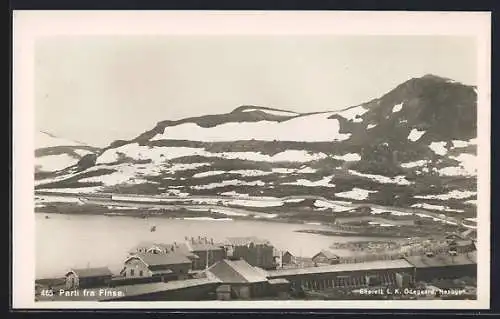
[35,131,100,178]
[34,74,478,218]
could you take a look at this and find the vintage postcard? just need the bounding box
[12,10,491,309]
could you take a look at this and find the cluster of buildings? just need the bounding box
[41,235,477,301]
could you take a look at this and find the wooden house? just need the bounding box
[121,253,193,282]
[65,267,113,290]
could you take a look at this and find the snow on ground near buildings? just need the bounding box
[282,176,335,188]
[414,190,476,201]
[348,170,412,185]
[335,188,377,201]
[240,108,299,117]
[36,154,78,172]
[335,105,369,123]
[97,144,328,165]
[429,141,448,156]
[149,112,351,142]
[392,103,403,113]
[411,203,464,213]
[407,129,426,142]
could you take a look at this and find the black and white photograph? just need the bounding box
[12,11,491,309]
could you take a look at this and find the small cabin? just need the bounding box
[311,250,340,265]
[65,267,113,290]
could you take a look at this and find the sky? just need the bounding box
[35,35,477,147]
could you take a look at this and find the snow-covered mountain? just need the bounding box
[35,75,478,216]
[35,131,99,175]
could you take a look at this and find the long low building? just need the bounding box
[101,277,221,301]
[404,251,477,282]
[267,259,415,290]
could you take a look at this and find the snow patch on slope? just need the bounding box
[150,112,351,142]
[36,154,79,172]
[408,129,426,142]
[335,188,377,200]
[429,142,448,156]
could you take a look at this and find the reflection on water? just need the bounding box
[36,213,385,278]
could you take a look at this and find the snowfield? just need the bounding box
[411,203,464,213]
[429,142,448,156]
[367,124,377,130]
[192,170,226,178]
[414,190,476,201]
[36,154,78,172]
[401,160,428,168]
[313,200,352,212]
[149,112,352,142]
[228,170,273,177]
[336,105,369,123]
[282,176,335,188]
[348,170,412,185]
[449,153,477,175]
[407,129,426,142]
[97,144,329,165]
[333,153,361,162]
[36,196,84,204]
[335,188,377,200]
[192,179,266,190]
[392,103,403,113]
[240,108,298,117]
[227,199,283,207]
[452,138,476,148]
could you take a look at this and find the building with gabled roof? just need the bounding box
[206,259,271,299]
[404,251,477,282]
[65,267,113,290]
[120,252,193,282]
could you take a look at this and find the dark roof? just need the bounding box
[128,253,192,267]
[404,252,477,268]
[267,259,414,278]
[188,242,225,252]
[66,267,113,278]
[313,249,340,259]
[101,277,221,300]
[225,236,271,246]
[208,259,269,283]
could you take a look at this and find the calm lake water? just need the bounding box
[36,213,385,279]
